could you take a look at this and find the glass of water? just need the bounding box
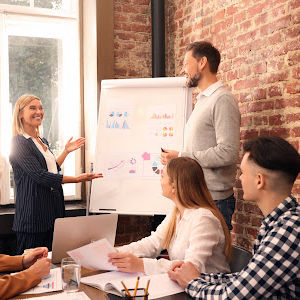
[61,257,81,292]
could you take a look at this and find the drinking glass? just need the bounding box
[61,257,81,292]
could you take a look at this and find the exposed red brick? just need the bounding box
[290,0,300,9]
[285,113,300,123]
[268,127,291,138]
[260,16,291,36]
[253,88,267,100]
[241,116,252,126]
[251,215,263,227]
[286,82,300,94]
[214,9,225,22]
[245,227,259,237]
[275,97,300,109]
[268,85,282,98]
[234,78,259,90]
[240,129,259,140]
[269,114,283,126]
[239,93,252,103]
[292,66,300,79]
[248,3,266,18]
[244,202,262,215]
[253,62,267,74]
[253,116,268,126]
[292,127,300,137]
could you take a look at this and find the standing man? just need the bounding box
[168,136,300,299]
[161,41,241,230]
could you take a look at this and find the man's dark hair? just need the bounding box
[243,136,300,184]
[186,41,221,73]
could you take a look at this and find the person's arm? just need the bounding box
[182,223,299,299]
[0,255,50,300]
[56,137,85,167]
[117,212,171,258]
[0,255,23,272]
[10,136,102,186]
[61,173,103,184]
[109,212,173,274]
[182,94,241,168]
[143,210,222,275]
[0,268,41,300]
[10,136,63,189]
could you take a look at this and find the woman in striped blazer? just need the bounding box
[10,94,102,254]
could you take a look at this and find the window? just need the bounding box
[0,0,81,204]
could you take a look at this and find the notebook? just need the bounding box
[80,271,184,299]
[52,214,118,263]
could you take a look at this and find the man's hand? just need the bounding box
[28,258,51,279]
[168,261,201,289]
[160,149,179,165]
[108,252,144,273]
[22,247,48,269]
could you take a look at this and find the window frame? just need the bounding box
[0,0,83,204]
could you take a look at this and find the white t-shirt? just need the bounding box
[118,207,230,275]
[23,133,58,174]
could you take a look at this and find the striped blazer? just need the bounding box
[9,135,65,233]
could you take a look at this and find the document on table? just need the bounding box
[81,271,184,299]
[67,238,118,271]
[15,291,90,300]
[12,268,62,294]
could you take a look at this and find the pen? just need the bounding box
[121,281,131,297]
[144,279,150,299]
[133,276,140,299]
[161,148,166,153]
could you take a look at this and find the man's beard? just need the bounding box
[187,72,202,88]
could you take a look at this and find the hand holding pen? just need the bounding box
[160,148,179,165]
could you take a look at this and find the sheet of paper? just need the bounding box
[13,268,62,294]
[67,238,118,271]
[15,291,90,300]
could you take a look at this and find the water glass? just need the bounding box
[61,257,81,292]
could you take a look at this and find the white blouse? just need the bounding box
[118,207,230,275]
[23,133,57,174]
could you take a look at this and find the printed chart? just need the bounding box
[105,103,133,132]
[142,152,164,177]
[19,268,62,294]
[102,153,138,178]
[147,105,177,143]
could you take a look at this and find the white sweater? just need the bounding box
[118,207,230,275]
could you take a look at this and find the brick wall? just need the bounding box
[113,0,152,78]
[112,0,300,251]
[166,0,300,251]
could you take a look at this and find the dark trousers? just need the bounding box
[15,228,54,255]
[214,194,236,231]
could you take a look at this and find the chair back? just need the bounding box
[229,246,252,273]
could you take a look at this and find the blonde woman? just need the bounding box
[10,94,102,254]
[108,157,232,275]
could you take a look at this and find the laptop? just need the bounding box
[51,214,118,263]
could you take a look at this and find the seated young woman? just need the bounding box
[108,157,232,275]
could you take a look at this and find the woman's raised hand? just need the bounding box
[76,172,103,182]
[65,137,85,153]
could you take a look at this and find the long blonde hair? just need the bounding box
[12,94,42,136]
[162,157,233,261]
